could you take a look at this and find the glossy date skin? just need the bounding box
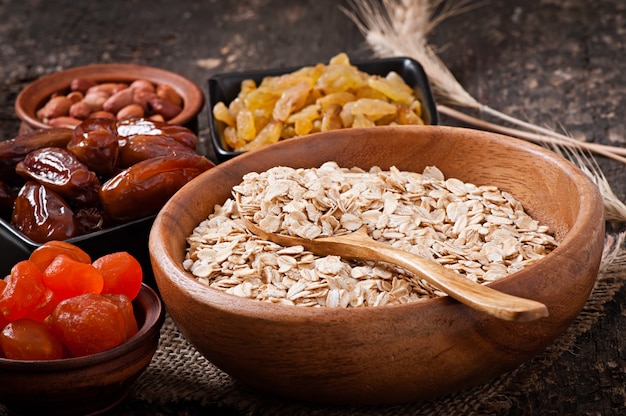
[15,147,100,206]
[1,117,211,242]
[100,153,214,222]
[117,134,197,167]
[0,128,73,184]
[116,118,198,149]
[67,118,119,176]
[11,181,80,243]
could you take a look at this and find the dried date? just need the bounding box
[117,134,197,167]
[15,147,100,207]
[11,181,80,243]
[67,118,119,176]
[0,128,73,184]
[100,154,214,221]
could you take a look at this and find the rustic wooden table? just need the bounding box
[0,0,624,415]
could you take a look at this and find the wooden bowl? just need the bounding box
[0,284,165,416]
[149,125,604,405]
[15,63,204,133]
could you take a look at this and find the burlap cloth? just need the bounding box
[130,233,626,415]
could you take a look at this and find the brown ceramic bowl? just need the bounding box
[149,125,604,405]
[15,63,204,133]
[0,283,165,416]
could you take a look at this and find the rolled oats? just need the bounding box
[184,162,558,308]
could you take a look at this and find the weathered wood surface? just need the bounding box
[0,0,624,414]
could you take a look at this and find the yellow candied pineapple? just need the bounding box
[223,126,245,149]
[315,64,365,95]
[272,82,313,122]
[287,104,322,136]
[213,52,427,152]
[395,105,424,125]
[242,87,281,117]
[239,120,283,152]
[367,73,415,105]
[316,91,356,111]
[345,98,397,121]
[321,104,343,131]
[212,102,235,126]
[236,109,256,142]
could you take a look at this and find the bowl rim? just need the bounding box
[151,125,604,321]
[0,283,164,370]
[15,63,204,129]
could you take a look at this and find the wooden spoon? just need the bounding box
[241,217,549,322]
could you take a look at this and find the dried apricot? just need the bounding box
[48,293,128,357]
[29,240,92,272]
[0,318,64,360]
[103,294,138,340]
[93,251,142,300]
[0,261,46,322]
[43,254,104,301]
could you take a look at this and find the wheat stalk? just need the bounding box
[344,0,626,222]
[344,0,626,164]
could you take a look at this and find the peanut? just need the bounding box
[149,97,182,120]
[116,104,144,120]
[130,79,155,92]
[69,101,92,120]
[82,92,108,112]
[39,96,73,119]
[156,84,182,107]
[70,78,97,94]
[89,110,116,120]
[67,91,84,104]
[103,87,135,114]
[37,78,186,125]
[47,116,82,128]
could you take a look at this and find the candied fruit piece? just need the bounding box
[93,251,143,300]
[272,82,313,122]
[29,240,91,272]
[239,120,283,152]
[43,254,104,301]
[48,293,129,357]
[103,294,138,340]
[0,318,64,360]
[212,102,236,126]
[0,261,46,322]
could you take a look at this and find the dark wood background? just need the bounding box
[0,0,624,414]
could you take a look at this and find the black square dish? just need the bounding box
[0,215,156,289]
[207,56,439,163]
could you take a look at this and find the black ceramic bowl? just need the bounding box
[207,56,439,162]
[0,215,156,289]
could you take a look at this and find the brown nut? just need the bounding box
[82,92,108,112]
[103,87,135,114]
[147,114,165,123]
[85,82,121,96]
[47,116,82,129]
[130,79,155,92]
[39,96,73,119]
[132,88,156,111]
[148,97,182,120]
[89,110,117,120]
[116,103,145,120]
[156,83,182,107]
[69,101,92,120]
[66,91,84,104]
[70,78,98,94]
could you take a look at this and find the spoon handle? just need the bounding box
[243,220,548,322]
[349,236,548,322]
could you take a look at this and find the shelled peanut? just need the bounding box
[37,78,184,128]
